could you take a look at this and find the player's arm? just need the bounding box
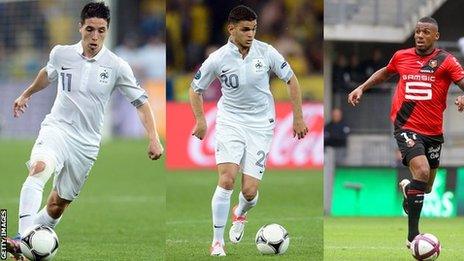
[347,67,395,106]
[189,88,207,140]
[287,74,308,139]
[136,102,164,160]
[453,78,464,112]
[13,67,50,117]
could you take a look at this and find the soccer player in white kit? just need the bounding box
[6,2,164,260]
[189,5,308,256]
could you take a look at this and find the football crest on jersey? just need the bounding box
[253,58,265,73]
[194,70,201,80]
[98,66,112,85]
[429,59,437,68]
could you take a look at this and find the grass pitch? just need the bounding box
[0,139,165,260]
[166,169,323,260]
[324,217,464,260]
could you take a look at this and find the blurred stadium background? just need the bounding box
[165,0,324,259]
[324,1,464,260]
[166,0,323,170]
[0,0,166,260]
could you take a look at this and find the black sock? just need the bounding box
[407,179,427,242]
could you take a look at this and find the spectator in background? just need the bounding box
[325,108,350,165]
[362,48,385,79]
[348,54,364,88]
[332,54,351,93]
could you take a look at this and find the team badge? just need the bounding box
[98,66,112,85]
[429,59,437,68]
[253,58,265,73]
[406,139,415,147]
[194,70,201,80]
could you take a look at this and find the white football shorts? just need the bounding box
[215,123,273,180]
[28,125,97,201]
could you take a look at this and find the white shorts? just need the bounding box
[215,123,273,180]
[28,126,97,201]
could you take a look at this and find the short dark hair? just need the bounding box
[228,5,257,24]
[81,2,111,27]
[418,17,438,29]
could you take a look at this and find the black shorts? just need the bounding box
[394,129,443,169]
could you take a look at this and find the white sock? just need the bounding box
[34,207,61,229]
[211,186,233,245]
[18,176,45,235]
[235,191,258,216]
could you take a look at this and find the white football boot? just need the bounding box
[229,205,247,244]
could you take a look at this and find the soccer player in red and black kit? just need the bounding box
[348,17,464,247]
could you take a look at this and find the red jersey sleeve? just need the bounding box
[444,54,464,83]
[386,51,399,73]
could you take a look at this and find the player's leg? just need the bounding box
[34,189,71,229]
[236,174,260,216]
[211,123,245,255]
[210,163,239,256]
[7,156,55,260]
[406,155,430,243]
[425,168,437,193]
[229,174,260,244]
[18,157,55,235]
[229,127,271,244]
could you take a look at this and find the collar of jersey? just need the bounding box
[227,38,254,58]
[75,41,107,61]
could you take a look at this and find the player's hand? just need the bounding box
[148,139,163,160]
[348,87,363,106]
[13,95,31,118]
[192,118,207,140]
[455,95,464,112]
[293,117,308,139]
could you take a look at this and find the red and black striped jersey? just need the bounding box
[386,48,464,135]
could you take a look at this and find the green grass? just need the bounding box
[0,139,165,260]
[324,217,464,260]
[166,170,323,260]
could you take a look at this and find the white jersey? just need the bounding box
[191,39,293,129]
[43,42,147,149]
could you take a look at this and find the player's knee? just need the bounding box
[30,161,46,176]
[241,188,257,201]
[425,186,433,194]
[218,171,236,189]
[29,156,55,184]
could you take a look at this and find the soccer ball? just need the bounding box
[20,225,59,261]
[410,233,441,261]
[255,223,290,255]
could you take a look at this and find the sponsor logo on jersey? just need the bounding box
[194,70,201,80]
[281,61,288,69]
[402,74,435,82]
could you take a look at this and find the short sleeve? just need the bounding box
[385,52,398,73]
[445,55,464,83]
[45,45,59,82]
[116,60,148,108]
[191,54,217,93]
[268,45,293,82]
